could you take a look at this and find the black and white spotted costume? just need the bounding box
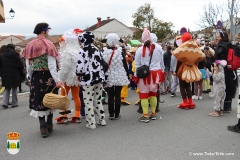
[76,31,106,128]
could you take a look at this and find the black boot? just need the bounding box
[40,127,49,138]
[137,101,143,113]
[227,123,240,133]
[156,90,160,113]
[46,124,53,133]
[223,101,232,113]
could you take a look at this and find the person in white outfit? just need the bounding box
[102,33,129,120]
[55,29,82,124]
[135,28,165,123]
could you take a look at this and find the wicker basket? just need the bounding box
[43,86,70,110]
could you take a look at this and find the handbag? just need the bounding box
[101,59,108,73]
[102,48,115,73]
[136,46,154,78]
[43,86,70,110]
[200,69,207,79]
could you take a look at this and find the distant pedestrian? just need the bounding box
[0,45,7,54]
[15,46,26,93]
[214,31,238,113]
[162,45,172,94]
[170,53,178,97]
[0,44,23,109]
[235,41,239,46]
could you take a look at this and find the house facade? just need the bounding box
[0,0,4,23]
[85,17,134,39]
[0,35,25,46]
[15,35,62,51]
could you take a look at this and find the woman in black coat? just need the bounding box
[214,31,238,112]
[0,44,23,109]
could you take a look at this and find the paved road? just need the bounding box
[0,84,239,160]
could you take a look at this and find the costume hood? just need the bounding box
[142,28,152,43]
[79,31,95,47]
[150,33,157,43]
[215,60,226,73]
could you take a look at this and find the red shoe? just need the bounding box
[177,98,189,109]
[188,98,195,109]
[55,116,69,124]
[70,116,81,123]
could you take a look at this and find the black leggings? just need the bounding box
[19,81,22,92]
[107,86,122,117]
[179,79,192,99]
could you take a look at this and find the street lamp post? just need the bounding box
[9,8,15,18]
[5,8,15,19]
[234,19,239,43]
[230,0,235,41]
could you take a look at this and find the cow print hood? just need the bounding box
[79,31,94,48]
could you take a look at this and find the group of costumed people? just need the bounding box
[23,22,240,137]
[23,22,131,136]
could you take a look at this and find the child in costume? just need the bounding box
[120,52,132,105]
[208,60,226,117]
[55,29,82,124]
[172,32,205,109]
[129,47,137,90]
[202,46,214,93]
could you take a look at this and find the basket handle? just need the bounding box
[50,86,67,96]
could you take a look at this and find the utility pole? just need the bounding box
[230,0,235,42]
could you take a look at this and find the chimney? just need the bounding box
[97,17,102,27]
[107,16,110,20]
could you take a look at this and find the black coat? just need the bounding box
[214,41,230,60]
[0,49,24,88]
[214,41,238,100]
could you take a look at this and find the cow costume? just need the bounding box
[76,31,106,129]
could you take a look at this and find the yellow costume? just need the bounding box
[121,53,132,105]
[132,60,141,105]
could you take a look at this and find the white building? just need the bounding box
[85,17,135,39]
[0,35,25,46]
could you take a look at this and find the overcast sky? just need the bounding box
[0,0,227,37]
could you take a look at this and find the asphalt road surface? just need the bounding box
[0,84,239,160]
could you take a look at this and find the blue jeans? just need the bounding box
[171,76,178,93]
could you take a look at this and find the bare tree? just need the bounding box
[195,0,240,30]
